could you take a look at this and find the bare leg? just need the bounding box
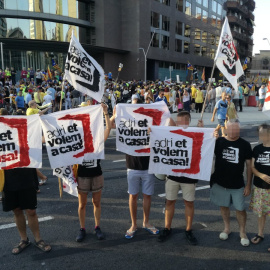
[142,194,151,227]
[78,191,88,228]
[128,194,138,231]
[184,200,194,231]
[92,190,102,227]
[236,210,247,239]
[251,215,266,244]
[36,169,47,181]
[165,200,176,229]
[25,209,41,242]
[220,207,231,234]
[13,208,28,241]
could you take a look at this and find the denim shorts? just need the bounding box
[210,183,245,211]
[218,119,225,127]
[127,169,155,195]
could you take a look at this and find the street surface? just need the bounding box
[1,107,270,270]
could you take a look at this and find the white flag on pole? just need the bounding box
[215,17,244,91]
[65,32,105,102]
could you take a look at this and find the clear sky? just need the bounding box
[252,0,270,54]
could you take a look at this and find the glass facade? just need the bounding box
[4,0,78,18]
[2,18,79,42]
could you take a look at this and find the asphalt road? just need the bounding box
[1,127,270,270]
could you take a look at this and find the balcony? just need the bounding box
[247,37,253,46]
[227,15,247,29]
[247,25,254,34]
[225,1,249,16]
[247,0,255,11]
[248,11,255,21]
[232,30,247,43]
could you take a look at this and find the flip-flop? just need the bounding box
[35,240,52,252]
[251,234,264,245]
[219,232,231,240]
[143,226,159,235]
[125,229,137,239]
[12,239,31,255]
[240,238,250,247]
[39,178,48,186]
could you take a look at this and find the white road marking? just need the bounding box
[0,216,54,230]
[113,159,126,163]
[158,185,210,198]
[250,142,258,145]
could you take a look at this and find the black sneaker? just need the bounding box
[185,230,198,245]
[76,228,86,242]
[95,227,105,240]
[158,228,172,242]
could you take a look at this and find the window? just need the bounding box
[201,46,208,57]
[161,35,169,50]
[203,0,208,8]
[217,3,222,15]
[194,44,201,55]
[185,1,191,16]
[217,17,222,28]
[176,0,184,12]
[196,7,202,20]
[184,41,190,54]
[184,24,191,38]
[176,21,183,35]
[202,31,207,43]
[151,33,160,47]
[195,28,201,41]
[210,34,215,45]
[175,39,182,52]
[162,0,170,5]
[211,15,216,26]
[196,0,202,4]
[210,48,215,59]
[151,12,160,28]
[162,15,170,31]
[212,0,217,13]
[202,10,208,22]
[216,36,220,46]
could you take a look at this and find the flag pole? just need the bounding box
[200,60,217,121]
[57,78,65,198]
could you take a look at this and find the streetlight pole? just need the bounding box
[0,42,4,70]
[263,38,270,46]
[139,28,159,82]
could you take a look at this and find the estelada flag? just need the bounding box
[47,65,52,80]
[242,58,248,71]
[201,67,205,81]
[215,17,244,91]
[263,77,270,113]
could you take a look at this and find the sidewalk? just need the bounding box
[110,106,270,136]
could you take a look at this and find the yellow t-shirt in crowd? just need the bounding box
[26,108,39,116]
[191,87,197,98]
[34,92,45,103]
[195,90,203,103]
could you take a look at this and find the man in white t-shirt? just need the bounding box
[258,84,266,111]
[232,85,240,112]
[215,84,222,102]
[43,90,53,114]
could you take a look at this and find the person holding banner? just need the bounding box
[2,168,52,254]
[249,124,270,249]
[210,119,252,247]
[157,111,206,245]
[75,102,111,242]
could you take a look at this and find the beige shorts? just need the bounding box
[165,178,196,201]
[77,175,104,193]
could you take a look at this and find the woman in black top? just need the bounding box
[75,102,111,242]
[250,124,270,249]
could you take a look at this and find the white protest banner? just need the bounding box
[0,114,42,169]
[263,77,270,114]
[53,166,78,197]
[148,126,215,181]
[65,32,105,102]
[115,101,170,156]
[215,17,244,91]
[40,105,104,169]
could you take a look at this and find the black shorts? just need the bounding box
[2,187,37,212]
[191,98,195,104]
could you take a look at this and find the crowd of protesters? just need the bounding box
[1,68,270,256]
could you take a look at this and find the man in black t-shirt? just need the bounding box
[2,168,51,254]
[210,119,252,247]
